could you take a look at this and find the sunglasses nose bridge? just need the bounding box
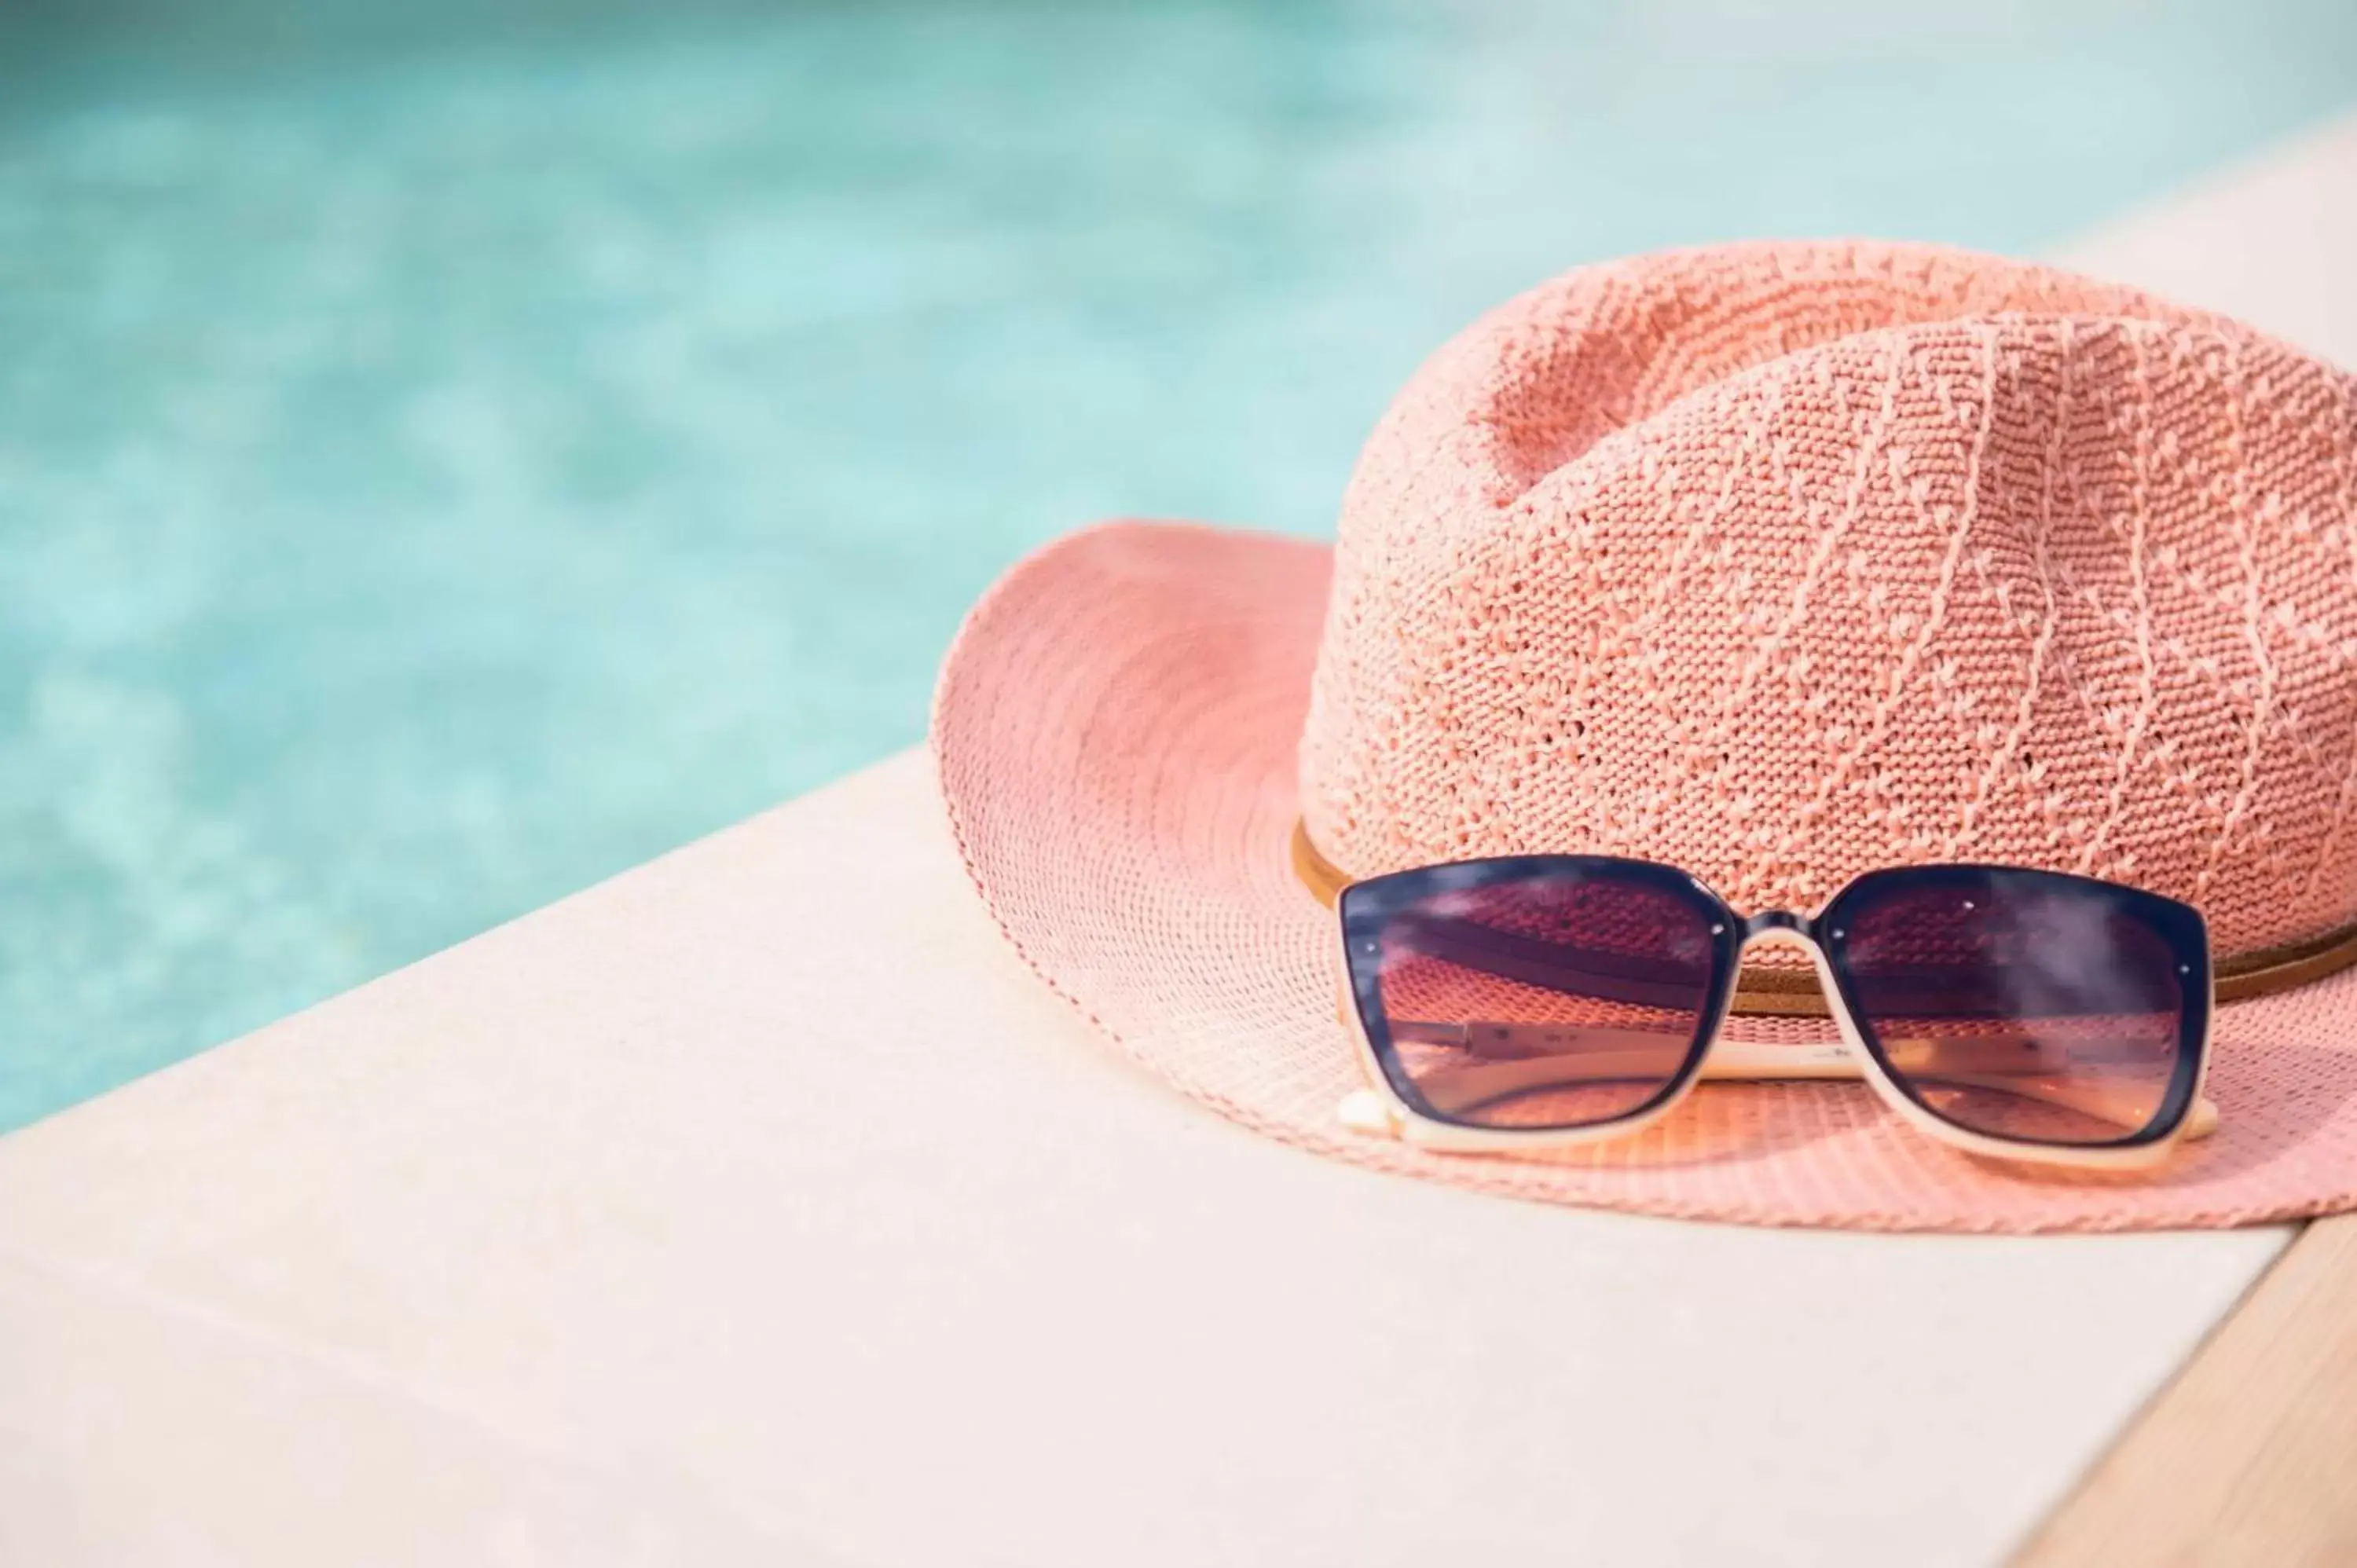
[1738,908,1818,950]
[1730,911,1834,995]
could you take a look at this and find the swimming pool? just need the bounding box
[4,0,2354,1132]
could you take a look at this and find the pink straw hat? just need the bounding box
[933,239,2357,1232]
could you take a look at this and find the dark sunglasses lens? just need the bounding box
[1342,863,1726,1131]
[1826,870,2201,1146]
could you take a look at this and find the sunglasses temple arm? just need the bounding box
[1347,1037,2217,1141]
[1699,1041,2217,1136]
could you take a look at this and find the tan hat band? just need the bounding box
[1290,821,2357,1016]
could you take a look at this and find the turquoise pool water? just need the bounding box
[4,0,2355,1132]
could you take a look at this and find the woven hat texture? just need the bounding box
[934,240,2357,1231]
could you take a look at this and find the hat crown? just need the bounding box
[1298,240,2357,954]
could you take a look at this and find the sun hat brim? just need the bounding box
[933,518,2357,1232]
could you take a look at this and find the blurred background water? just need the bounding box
[2,0,2354,1132]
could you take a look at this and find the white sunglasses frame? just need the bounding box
[1308,839,2221,1172]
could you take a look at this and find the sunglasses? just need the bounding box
[1293,826,2222,1170]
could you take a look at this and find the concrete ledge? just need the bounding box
[0,753,2290,1566]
